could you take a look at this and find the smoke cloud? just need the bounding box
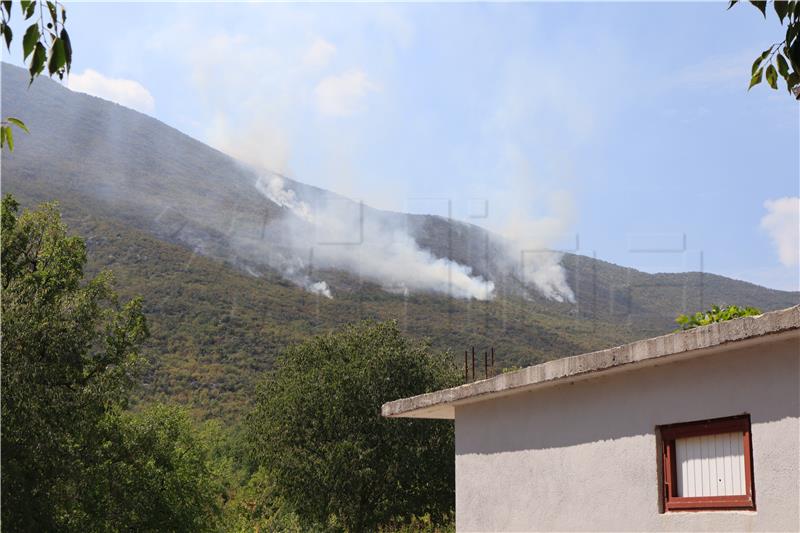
[496,189,576,303]
[164,29,576,303]
[253,174,495,300]
[478,147,577,304]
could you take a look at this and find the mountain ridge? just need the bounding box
[2,61,796,418]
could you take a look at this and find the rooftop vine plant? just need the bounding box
[675,304,763,331]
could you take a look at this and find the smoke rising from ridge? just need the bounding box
[175,31,576,303]
[148,22,579,303]
[494,188,576,303]
[253,174,495,300]
[246,173,577,303]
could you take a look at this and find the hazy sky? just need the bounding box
[5,2,798,290]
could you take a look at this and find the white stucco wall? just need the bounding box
[454,335,800,532]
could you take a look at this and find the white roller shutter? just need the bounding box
[674,432,746,497]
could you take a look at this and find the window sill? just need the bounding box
[665,495,755,512]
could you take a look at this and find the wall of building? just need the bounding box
[454,335,799,531]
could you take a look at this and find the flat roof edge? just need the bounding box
[382,305,800,419]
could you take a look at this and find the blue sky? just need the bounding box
[5,2,799,291]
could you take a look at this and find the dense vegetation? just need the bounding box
[1,197,459,532]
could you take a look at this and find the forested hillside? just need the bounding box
[2,61,797,419]
[29,195,631,418]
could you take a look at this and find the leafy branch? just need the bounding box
[0,117,28,150]
[730,0,800,98]
[0,0,72,151]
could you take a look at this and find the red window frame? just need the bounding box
[660,414,755,512]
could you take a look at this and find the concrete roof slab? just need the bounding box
[382,305,800,419]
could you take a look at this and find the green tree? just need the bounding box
[730,0,800,97]
[1,194,147,530]
[0,0,73,149]
[1,196,222,532]
[82,404,223,532]
[246,321,459,532]
[675,304,762,330]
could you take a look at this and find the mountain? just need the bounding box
[2,62,797,419]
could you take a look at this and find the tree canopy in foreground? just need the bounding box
[1,195,221,532]
[247,321,460,532]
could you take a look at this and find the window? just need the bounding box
[660,414,755,511]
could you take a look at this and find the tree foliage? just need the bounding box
[246,321,459,532]
[219,466,303,532]
[0,0,72,150]
[730,0,800,97]
[0,195,221,532]
[82,404,224,532]
[675,304,762,330]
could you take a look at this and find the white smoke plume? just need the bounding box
[255,174,314,223]
[496,189,577,304]
[309,281,333,299]
[521,252,574,303]
[254,174,495,300]
[483,150,577,304]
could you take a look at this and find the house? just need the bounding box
[382,305,800,532]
